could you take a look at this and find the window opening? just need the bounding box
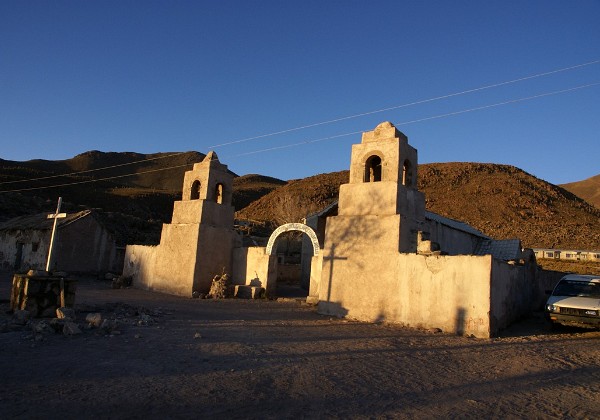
[364,156,382,182]
[191,180,201,200]
[402,159,412,186]
[215,183,223,204]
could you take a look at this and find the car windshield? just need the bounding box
[553,280,600,298]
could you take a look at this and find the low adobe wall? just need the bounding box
[123,245,159,291]
[231,247,277,295]
[490,260,537,334]
[318,252,493,338]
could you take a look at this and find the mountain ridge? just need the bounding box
[1,151,598,250]
[560,173,600,209]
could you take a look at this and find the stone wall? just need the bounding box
[54,215,121,273]
[0,230,48,271]
[0,214,120,274]
[490,259,537,334]
[231,247,276,295]
[123,245,159,291]
[318,252,495,338]
[534,269,567,310]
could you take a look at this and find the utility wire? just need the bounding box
[2,81,598,194]
[207,59,600,149]
[224,82,600,158]
[3,58,598,187]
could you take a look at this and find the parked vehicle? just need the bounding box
[545,274,600,328]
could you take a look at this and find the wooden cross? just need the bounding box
[46,197,67,272]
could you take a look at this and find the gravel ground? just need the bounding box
[1,273,599,419]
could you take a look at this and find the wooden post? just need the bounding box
[59,278,65,308]
[46,197,67,272]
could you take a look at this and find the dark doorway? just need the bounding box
[274,231,308,298]
[14,243,24,270]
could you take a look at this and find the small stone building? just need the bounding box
[0,210,122,274]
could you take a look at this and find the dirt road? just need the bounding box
[1,275,599,419]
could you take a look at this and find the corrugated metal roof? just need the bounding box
[424,211,489,239]
[474,239,523,261]
[305,201,339,221]
[0,210,91,231]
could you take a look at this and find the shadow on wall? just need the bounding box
[317,300,349,318]
[319,193,390,316]
[455,307,466,336]
[249,277,262,287]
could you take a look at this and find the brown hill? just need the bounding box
[2,152,599,250]
[0,150,206,194]
[0,151,284,244]
[236,171,348,226]
[238,163,600,250]
[560,174,600,209]
[232,174,287,211]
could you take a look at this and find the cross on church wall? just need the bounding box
[323,243,348,303]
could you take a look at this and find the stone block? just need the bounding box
[10,275,77,317]
[86,313,103,327]
[63,321,82,335]
[56,307,76,320]
[13,309,31,325]
[234,285,265,299]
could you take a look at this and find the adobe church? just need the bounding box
[123,122,537,338]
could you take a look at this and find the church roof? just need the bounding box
[0,210,92,231]
[424,211,489,239]
[474,239,523,261]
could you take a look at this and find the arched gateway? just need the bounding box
[264,223,322,303]
[266,223,320,256]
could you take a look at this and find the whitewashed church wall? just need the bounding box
[396,254,493,337]
[123,244,158,291]
[318,252,493,338]
[231,246,276,292]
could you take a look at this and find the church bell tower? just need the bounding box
[335,121,425,252]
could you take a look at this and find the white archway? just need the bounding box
[266,223,320,256]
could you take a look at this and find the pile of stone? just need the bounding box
[0,302,166,342]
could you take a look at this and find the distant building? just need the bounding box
[0,210,123,274]
[533,248,600,261]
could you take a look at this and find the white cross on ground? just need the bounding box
[46,197,67,272]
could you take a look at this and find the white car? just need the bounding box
[545,274,600,328]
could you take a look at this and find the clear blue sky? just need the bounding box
[1,1,599,185]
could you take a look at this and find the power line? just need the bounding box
[2,80,597,194]
[3,58,598,187]
[223,82,600,158]
[207,59,600,149]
